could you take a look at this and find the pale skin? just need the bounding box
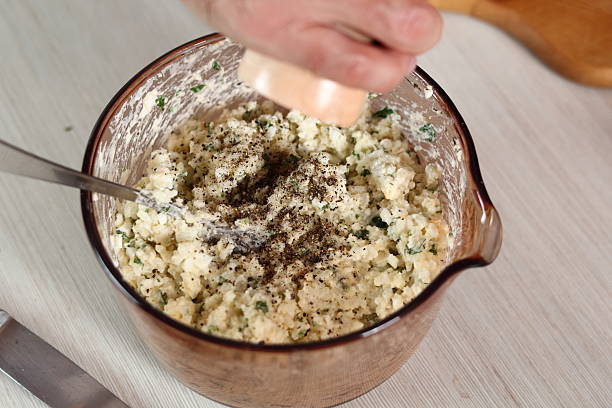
[182,0,442,92]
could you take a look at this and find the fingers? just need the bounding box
[181,0,439,91]
[315,0,442,55]
[281,25,416,93]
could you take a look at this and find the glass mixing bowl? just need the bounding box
[81,33,502,408]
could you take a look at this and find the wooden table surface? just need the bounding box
[1,1,610,407]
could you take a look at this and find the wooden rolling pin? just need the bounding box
[239,0,612,127]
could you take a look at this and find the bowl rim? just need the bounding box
[81,33,500,352]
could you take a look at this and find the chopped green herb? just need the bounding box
[321,204,329,210]
[288,154,301,163]
[427,184,438,192]
[133,256,143,265]
[350,136,357,144]
[242,111,251,121]
[360,168,371,177]
[161,206,170,212]
[259,120,271,129]
[299,249,310,257]
[297,330,307,338]
[115,229,134,244]
[207,325,218,334]
[354,229,369,240]
[419,123,436,142]
[212,61,221,70]
[406,240,426,255]
[64,125,73,132]
[372,106,394,118]
[255,301,268,313]
[429,245,438,255]
[189,84,205,92]
[160,292,168,304]
[370,216,388,229]
[155,95,166,110]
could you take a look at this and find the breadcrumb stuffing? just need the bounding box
[113,101,449,344]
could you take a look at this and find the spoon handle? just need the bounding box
[0,138,139,202]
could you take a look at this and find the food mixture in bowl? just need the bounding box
[112,101,449,344]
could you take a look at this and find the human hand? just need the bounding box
[182,0,442,93]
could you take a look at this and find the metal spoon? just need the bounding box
[0,138,267,251]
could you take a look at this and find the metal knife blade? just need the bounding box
[0,309,129,408]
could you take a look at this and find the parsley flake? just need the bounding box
[133,256,143,265]
[190,84,205,92]
[155,95,166,110]
[372,106,394,118]
[406,240,426,255]
[360,168,371,177]
[115,229,134,244]
[429,245,438,255]
[419,123,436,142]
[255,301,268,313]
[212,61,221,70]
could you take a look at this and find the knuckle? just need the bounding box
[379,1,442,52]
[405,5,442,49]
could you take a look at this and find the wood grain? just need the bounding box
[431,0,612,87]
[0,1,611,407]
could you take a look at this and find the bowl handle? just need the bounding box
[473,203,503,265]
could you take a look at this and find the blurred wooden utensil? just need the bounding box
[430,0,612,87]
[238,49,368,127]
[238,25,374,127]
